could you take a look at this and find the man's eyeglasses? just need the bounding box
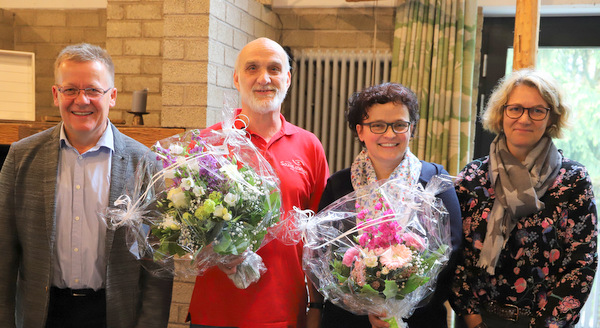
[360,120,411,134]
[56,86,112,99]
[503,105,550,121]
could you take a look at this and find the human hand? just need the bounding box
[216,255,244,275]
[368,312,390,328]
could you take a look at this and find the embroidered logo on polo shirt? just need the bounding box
[280,159,308,175]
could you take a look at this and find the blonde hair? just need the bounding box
[481,68,570,138]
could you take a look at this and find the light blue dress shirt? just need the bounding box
[53,122,114,290]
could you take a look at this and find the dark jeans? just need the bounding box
[46,287,106,328]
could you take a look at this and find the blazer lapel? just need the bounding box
[44,125,61,248]
[105,123,128,257]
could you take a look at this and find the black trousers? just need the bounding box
[46,287,107,328]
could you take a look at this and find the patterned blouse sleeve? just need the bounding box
[533,163,598,327]
[449,162,486,316]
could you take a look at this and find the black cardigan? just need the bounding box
[318,161,463,328]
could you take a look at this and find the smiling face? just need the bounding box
[503,84,552,161]
[233,38,291,114]
[52,60,116,151]
[356,102,412,179]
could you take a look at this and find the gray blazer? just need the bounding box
[0,122,173,328]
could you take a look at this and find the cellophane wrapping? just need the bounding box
[292,176,453,326]
[104,107,282,289]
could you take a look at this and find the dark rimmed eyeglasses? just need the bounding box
[56,86,113,99]
[359,120,411,134]
[503,104,550,121]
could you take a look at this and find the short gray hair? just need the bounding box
[54,43,115,85]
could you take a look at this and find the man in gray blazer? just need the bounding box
[0,43,172,327]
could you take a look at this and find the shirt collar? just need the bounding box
[59,119,115,153]
[233,108,300,137]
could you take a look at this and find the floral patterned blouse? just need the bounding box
[450,155,598,328]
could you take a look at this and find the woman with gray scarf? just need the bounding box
[450,68,598,328]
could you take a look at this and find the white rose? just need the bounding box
[192,185,205,197]
[219,164,244,182]
[364,251,379,268]
[163,169,176,179]
[167,187,189,209]
[213,204,225,217]
[169,144,185,155]
[224,192,239,207]
[223,212,232,221]
[180,177,194,190]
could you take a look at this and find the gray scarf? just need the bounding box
[478,134,562,275]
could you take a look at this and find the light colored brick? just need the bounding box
[215,20,233,45]
[125,3,162,20]
[35,11,66,26]
[253,20,266,37]
[17,26,52,43]
[35,44,66,60]
[161,106,206,128]
[106,39,124,56]
[142,21,164,38]
[107,21,141,38]
[276,13,298,30]
[234,0,249,13]
[67,11,101,27]
[124,39,161,56]
[163,39,185,59]
[141,57,163,74]
[83,28,107,45]
[164,15,209,37]
[280,30,318,48]
[233,29,248,50]
[113,76,124,91]
[209,0,226,21]
[216,66,233,88]
[146,93,162,112]
[113,57,142,74]
[106,4,124,20]
[123,76,161,92]
[224,47,238,69]
[225,3,242,29]
[207,63,217,85]
[13,10,36,26]
[207,41,224,65]
[299,14,337,30]
[163,61,207,83]
[113,93,132,111]
[240,14,254,36]
[184,84,207,106]
[185,39,209,61]
[247,0,261,19]
[50,28,85,43]
[318,30,374,48]
[163,0,186,14]
[186,0,211,14]
[162,84,185,105]
[34,58,55,76]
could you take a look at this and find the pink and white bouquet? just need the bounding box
[295,176,452,327]
[105,110,281,289]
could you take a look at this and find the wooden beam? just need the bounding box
[512,0,541,70]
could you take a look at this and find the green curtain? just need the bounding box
[391,0,478,175]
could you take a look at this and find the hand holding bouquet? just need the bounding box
[295,176,452,327]
[105,113,281,289]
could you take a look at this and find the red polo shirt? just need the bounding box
[188,111,328,327]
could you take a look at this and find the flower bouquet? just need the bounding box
[105,110,281,289]
[295,176,452,327]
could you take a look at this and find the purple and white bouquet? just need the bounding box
[105,112,281,289]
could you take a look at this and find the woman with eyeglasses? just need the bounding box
[450,69,598,328]
[313,82,462,328]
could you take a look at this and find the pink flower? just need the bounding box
[401,233,426,251]
[342,247,360,267]
[380,244,412,270]
[514,277,527,293]
[350,260,367,286]
[557,296,580,313]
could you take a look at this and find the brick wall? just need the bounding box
[276,7,395,50]
[7,9,106,121]
[0,9,14,50]
[107,0,164,126]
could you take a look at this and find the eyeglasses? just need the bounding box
[360,120,411,134]
[56,86,112,99]
[503,105,550,121]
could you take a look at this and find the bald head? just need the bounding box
[235,37,290,74]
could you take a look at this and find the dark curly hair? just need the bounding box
[346,82,420,144]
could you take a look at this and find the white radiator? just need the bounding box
[288,49,392,174]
